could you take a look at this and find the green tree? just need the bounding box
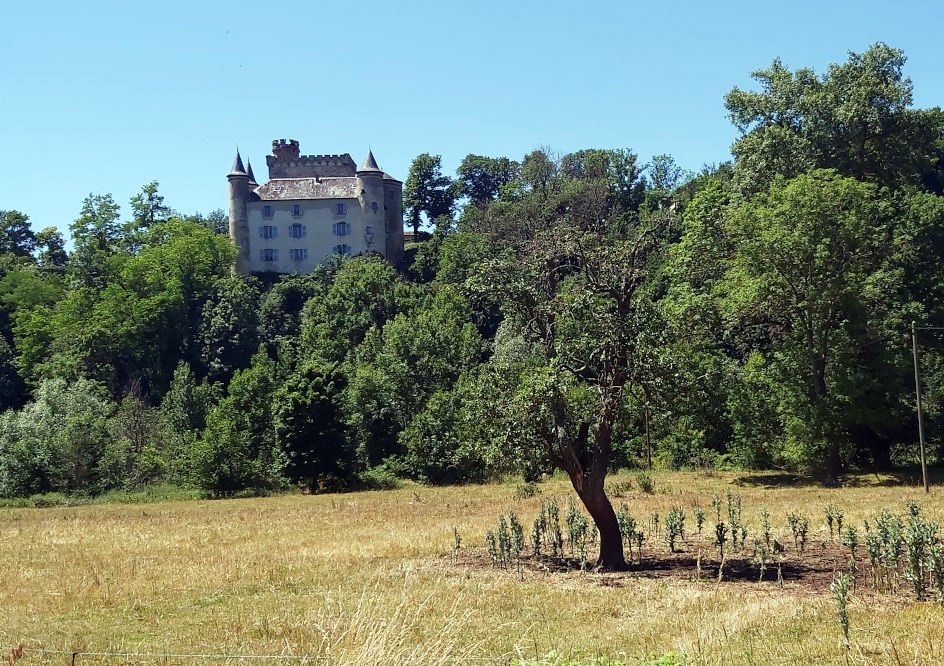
[273,363,351,490]
[403,154,457,234]
[0,211,36,258]
[0,336,25,411]
[191,351,281,496]
[300,255,407,365]
[70,193,122,251]
[129,181,169,229]
[725,43,944,196]
[199,275,261,384]
[69,193,123,290]
[720,170,895,483]
[481,214,666,570]
[0,377,114,496]
[456,154,520,205]
[159,361,218,479]
[34,227,67,268]
[347,285,485,468]
[34,219,234,396]
[100,390,166,490]
[258,266,336,361]
[521,148,558,197]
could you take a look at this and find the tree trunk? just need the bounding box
[869,438,893,472]
[850,424,893,472]
[824,442,842,487]
[570,476,628,571]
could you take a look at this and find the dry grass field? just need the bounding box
[2,470,943,665]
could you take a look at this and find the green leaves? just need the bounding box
[726,43,943,196]
[403,153,457,233]
[720,171,897,477]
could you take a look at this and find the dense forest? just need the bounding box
[1,43,944,517]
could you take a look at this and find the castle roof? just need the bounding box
[229,151,247,176]
[246,160,257,184]
[358,149,382,172]
[253,177,360,201]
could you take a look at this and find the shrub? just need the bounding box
[515,482,541,500]
[634,470,654,494]
[358,463,402,490]
[693,507,705,535]
[665,507,685,552]
[715,521,728,556]
[787,512,809,553]
[831,572,852,653]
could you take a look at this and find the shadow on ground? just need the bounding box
[732,465,943,490]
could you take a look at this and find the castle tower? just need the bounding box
[227,150,251,274]
[356,150,385,254]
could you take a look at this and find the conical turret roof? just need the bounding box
[358,149,382,172]
[229,150,247,176]
[246,160,257,183]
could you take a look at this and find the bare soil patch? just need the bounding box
[457,539,893,597]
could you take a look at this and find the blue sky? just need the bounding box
[2,0,942,238]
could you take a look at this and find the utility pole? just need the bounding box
[912,321,930,494]
[645,401,652,471]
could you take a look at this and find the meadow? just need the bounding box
[2,470,943,665]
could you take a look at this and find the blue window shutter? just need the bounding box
[273,226,278,238]
[273,249,278,261]
[258,226,263,238]
[258,249,263,261]
[302,225,307,238]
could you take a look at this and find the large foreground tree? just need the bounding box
[491,227,663,570]
[480,151,664,570]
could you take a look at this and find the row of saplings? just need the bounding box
[474,490,944,604]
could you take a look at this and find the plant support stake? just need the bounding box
[912,321,930,494]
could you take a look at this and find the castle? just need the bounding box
[227,139,404,273]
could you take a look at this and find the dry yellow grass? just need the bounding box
[1,471,943,665]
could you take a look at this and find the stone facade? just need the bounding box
[228,139,404,274]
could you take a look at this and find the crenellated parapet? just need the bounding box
[266,139,357,178]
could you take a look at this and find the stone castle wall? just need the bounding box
[266,139,356,178]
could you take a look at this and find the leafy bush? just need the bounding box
[358,463,402,490]
[634,470,654,494]
[0,378,114,497]
[665,507,685,552]
[515,482,541,499]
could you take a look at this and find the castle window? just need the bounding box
[260,225,277,239]
[332,222,351,236]
[336,203,347,215]
[289,223,306,238]
[292,205,302,217]
[263,205,273,218]
[371,201,378,212]
[333,244,351,256]
[260,248,278,262]
[289,248,308,261]
[365,225,373,235]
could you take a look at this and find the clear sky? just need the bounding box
[2,0,942,238]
